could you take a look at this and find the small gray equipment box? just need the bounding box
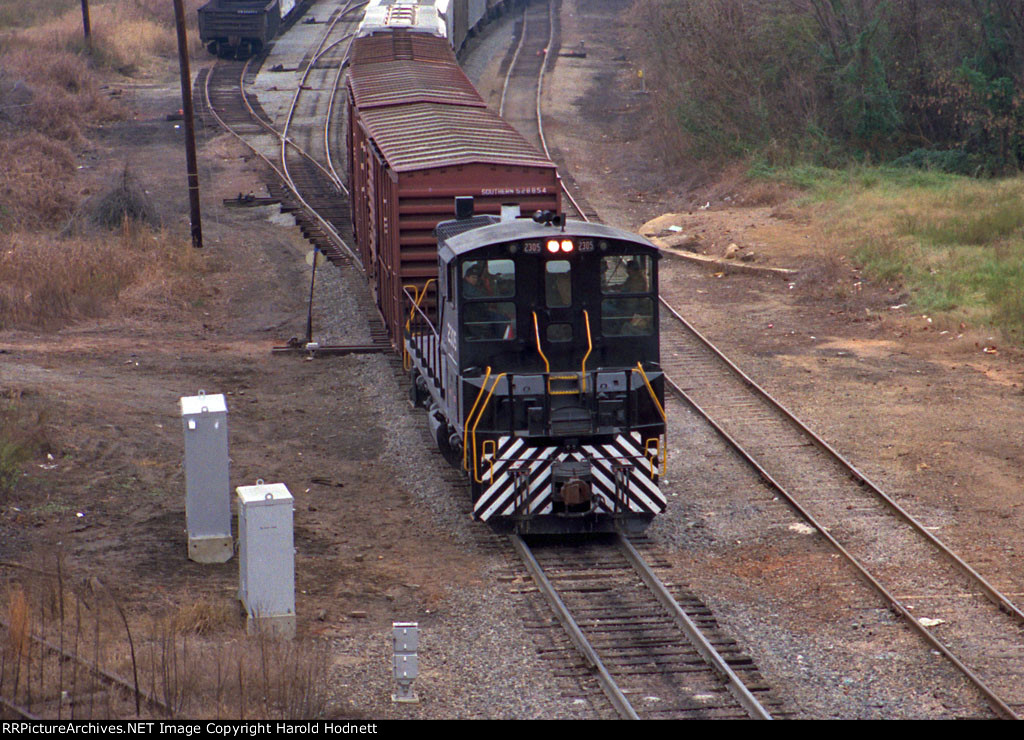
[392,622,420,703]
[237,481,295,638]
[180,390,232,563]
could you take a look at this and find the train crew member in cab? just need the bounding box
[621,259,648,294]
[603,256,652,335]
[463,260,515,340]
[463,262,494,298]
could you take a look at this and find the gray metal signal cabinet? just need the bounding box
[180,391,232,563]
[237,482,295,639]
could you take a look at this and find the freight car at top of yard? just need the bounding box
[347,2,668,534]
[198,0,305,58]
[199,0,508,59]
[362,0,511,53]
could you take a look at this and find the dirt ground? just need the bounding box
[2,0,1023,719]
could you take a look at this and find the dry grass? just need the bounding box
[0,2,216,331]
[170,598,237,637]
[0,47,123,231]
[0,222,209,330]
[85,168,161,231]
[0,0,79,30]
[2,1,206,72]
[0,47,122,138]
[1,572,335,719]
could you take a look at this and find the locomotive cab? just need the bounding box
[404,204,667,534]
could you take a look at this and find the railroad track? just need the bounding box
[197,0,1024,720]
[498,0,594,221]
[492,0,782,718]
[657,301,1024,719]
[198,0,390,351]
[198,1,360,265]
[510,534,777,719]
[514,0,1024,719]
[0,609,171,720]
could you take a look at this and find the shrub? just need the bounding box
[630,0,1024,172]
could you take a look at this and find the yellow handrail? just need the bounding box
[481,439,497,485]
[579,309,593,392]
[471,372,507,484]
[404,278,435,334]
[532,312,550,374]
[634,362,667,423]
[401,283,422,371]
[462,367,492,471]
[645,436,667,477]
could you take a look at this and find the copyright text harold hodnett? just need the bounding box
[2,723,381,736]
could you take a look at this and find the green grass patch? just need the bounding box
[0,399,52,496]
[0,438,30,494]
[754,163,1024,339]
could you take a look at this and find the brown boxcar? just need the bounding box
[347,30,561,342]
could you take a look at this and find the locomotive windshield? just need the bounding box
[601,255,655,336]
[545,260,572,308]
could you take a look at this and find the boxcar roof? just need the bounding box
[349,31,454,66]
[356,103,558,172]
[348,58,485,110]
[438,219,659,259]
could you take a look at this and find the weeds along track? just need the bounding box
[658,300,1024,719]
[0,613,171,720]
[0,568,175,720]
[0,567,330,720]
[508,534,778,719]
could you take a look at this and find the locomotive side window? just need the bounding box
[601,255,652,294]
[462,259,516,342]
[545,260,572,308]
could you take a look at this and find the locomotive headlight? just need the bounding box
[546,239,560,254]
[560,240,574,253]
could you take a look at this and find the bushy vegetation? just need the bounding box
[633,0,1024,173]
[1,0,204,73]
[633,1,1024,341]
[0,222,208,330]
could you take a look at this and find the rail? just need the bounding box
[658,302,1024,719]
[511,534,774,719]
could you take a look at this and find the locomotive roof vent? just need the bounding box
[455,196,474,220]
[500,203,521,222]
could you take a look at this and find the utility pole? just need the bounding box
[80,0,91,49]
[173,0,203,248]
